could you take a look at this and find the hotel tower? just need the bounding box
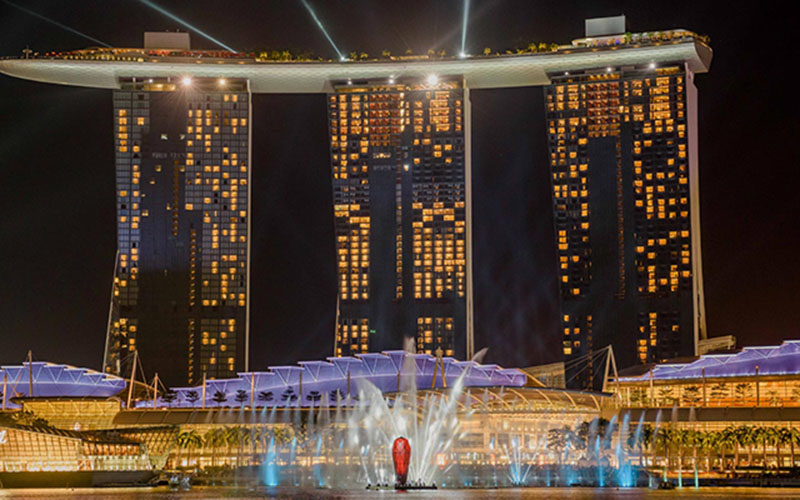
[104,64,251,385]
[546,40,707,388]
[328,77,471,359]
[0,18,711,383]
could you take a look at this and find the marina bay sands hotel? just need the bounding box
[0,17,712,389]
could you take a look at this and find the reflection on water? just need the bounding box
[2,487,800,500]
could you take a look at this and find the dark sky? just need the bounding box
[1,1,798,375]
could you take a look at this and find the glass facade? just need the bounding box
[0,426,151,472]
[328,77,468,358]
[545,65,706,389]
[104,77,251,385]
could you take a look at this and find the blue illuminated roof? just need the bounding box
[148,350,527,408]
[0,362,127,408]
[618,340,800,382]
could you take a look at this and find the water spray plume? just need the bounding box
[137,0,236,52]
[300,0,344,61]
[2,0,110,47]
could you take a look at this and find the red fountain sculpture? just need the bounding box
[392,436,411,486]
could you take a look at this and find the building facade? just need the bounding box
[103,77,251,385]
[545,64,707,389]
[328,77,471,358]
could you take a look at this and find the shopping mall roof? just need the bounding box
[617,340,800,383]
[145,350,527,408]
[0,31,711,93]
[0,362,126,408]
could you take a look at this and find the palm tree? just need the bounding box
[657,386,676,406]
[212,390,228,405]
[700,431,718,473]
[734,383,752,405]
[223,426,239,467]
[719,426,737,474]
[682,386,701,406]
[757,427,770,469]
[186,390,200,405]
[710,382,727,406]
[776,427,793,470]
[329,389,344,404]
[790,427,800,468]
[177,430,203,468]
[281,388,298,405]
[731,425,746,473]
[258,391,274,404]
[656,427,673,472]
[733,425,751,468]
[672,429,689,473]
[626,423,653,467]
[228,426,251,468]
[204,428,226,467]
[161,390,178,406]
[234,389,248,406]
[547,427,568,465]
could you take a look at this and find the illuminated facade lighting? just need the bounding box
[545,64,706,389]
[426,74,439,86]
[105,77,251,385]
[328,76,469,359]
[218,77,226,86]
[182,76,192,86]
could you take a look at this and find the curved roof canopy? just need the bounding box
[0,39,711,93]
[147,350,527,408]
[0,362,126,407]
[618,340,800,382]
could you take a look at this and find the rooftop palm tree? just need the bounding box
[212,390,228,405]
[186,390,200,404]
[234,389,248,406]
[257,391,274,404]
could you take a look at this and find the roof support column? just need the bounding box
[464,77,474,361]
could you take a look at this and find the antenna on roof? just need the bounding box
[27,350,33,397]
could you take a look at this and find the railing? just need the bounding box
[1,29,709,65]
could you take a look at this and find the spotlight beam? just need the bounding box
[299,0,344,60]
[137,0,236,52]
[460,0,470,54]
[2,0,111,48]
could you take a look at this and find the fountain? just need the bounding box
[135,350,651,489]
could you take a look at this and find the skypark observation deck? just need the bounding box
[0,31,711,92]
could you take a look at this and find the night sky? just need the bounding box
[1,1,798,375]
